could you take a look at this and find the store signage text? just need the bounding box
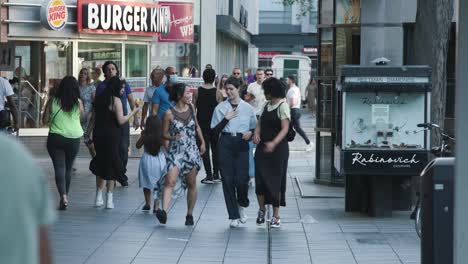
[41,0,68,31]
[158,2,194,43]
[345,77,429,84]
[351,152,420,168]
[77,0,170,37]
[362,97,406,105]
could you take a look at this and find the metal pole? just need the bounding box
[15,56,22,136]
[454,1,468,263]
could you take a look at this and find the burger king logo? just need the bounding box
[41,0,68,31]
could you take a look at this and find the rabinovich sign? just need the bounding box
[77,0,170,36]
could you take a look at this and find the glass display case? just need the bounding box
[343,91,427,150]
[335,65,432,216]
[335,65,432,176]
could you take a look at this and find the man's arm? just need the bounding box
[5,95,19,131]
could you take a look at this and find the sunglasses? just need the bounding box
[233,72,241,75]
[266,73,273,76]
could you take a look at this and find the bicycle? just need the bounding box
[411,123,455,238]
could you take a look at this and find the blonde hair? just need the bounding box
[79,68,91,84]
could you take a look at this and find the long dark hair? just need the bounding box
[168,83,186,102]
[54,76,81,112]
[94,76,121,109]
[143,115,163,156]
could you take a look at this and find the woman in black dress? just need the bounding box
[90,76,139,209]
[253,77,291,228]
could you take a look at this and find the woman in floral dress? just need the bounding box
[155,83,206,226]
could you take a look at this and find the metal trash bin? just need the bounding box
[421,157,455,264]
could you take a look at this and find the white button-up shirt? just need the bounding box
[210,100,257,133]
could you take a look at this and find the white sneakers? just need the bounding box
[239,206,248,224]
[305,143,315,152]
[94,189,104,207]
[95,189,114,209]
[230,219,240,228]
[106,192,114,209]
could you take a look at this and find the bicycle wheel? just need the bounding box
[415,207,422,238]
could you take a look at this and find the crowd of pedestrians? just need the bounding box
[10,61,312,230]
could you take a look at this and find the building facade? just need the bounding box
[315,0,456,184]
[252,0,318,70]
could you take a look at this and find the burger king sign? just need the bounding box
[41,0,68,31]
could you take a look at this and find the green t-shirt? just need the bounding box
[49,99,83,139]
[0,135,56,264]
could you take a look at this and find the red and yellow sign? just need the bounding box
[41,0,68,31]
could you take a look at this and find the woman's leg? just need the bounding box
[106,180,115,193]
[186,167,199,216]
[63,138,81,195]
[162,166,179,212]
[143,188,151,207]
[47,134,67,202]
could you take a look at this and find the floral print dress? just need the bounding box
[155,107,202,199]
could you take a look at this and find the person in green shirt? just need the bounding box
[43,76,84,210]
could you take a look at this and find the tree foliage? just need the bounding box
[280,0,316,18]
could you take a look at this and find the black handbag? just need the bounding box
[0,107,11,128]
[286,122,296,142]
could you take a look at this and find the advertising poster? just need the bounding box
[336,0,360,24]
[158,2,194,43]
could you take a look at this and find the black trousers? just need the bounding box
[218,134,250,219]
[290,108,310,145]
[201,127,219,178]
[119,123,130,181]
[47,133,80,197]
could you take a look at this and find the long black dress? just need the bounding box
[90,101,124,181]
[255,102,289,207]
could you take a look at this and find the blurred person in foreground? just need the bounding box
[0,134,55,264]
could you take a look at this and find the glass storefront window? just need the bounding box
[45,41,73,93]
[320,29,333,76]
[125,44,148,101]
[320,0,333,24]
[125,44,147,78]
[151,25,201,77]
[318,80,333,129]
[335,27,360,72]
[336,0,360,24]
[78,42,122,81]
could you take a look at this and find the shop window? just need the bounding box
[335,27,360,72]
[335,0,360,24]
[125,44,148,101]
[45,41,73,93]
[318,80,333,129]
[320,29,333,76]
[78,42,122,81]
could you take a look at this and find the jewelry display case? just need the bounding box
[334,65,432,216]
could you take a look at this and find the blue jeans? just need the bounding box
[248,141,255,178]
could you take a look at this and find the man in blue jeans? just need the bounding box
[95,61,138,186]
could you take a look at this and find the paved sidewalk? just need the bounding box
[35,110,420,264]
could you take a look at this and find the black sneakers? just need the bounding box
[201,177,214,184]
[213,173,222,183]
[256,210,265,224]
[155,209,167,224]
[185,215,194,226]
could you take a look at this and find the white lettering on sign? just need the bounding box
[82,2,170,35]
[88,3,99,29]
[345,77,429,84]
[351,152,420,166]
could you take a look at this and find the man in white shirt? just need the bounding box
[0,77,19,132]
[245,69,266,118]
[140,68,164,129]
[287,75,313,151]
